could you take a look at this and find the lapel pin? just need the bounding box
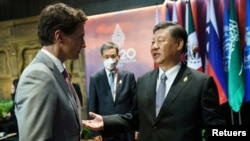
[183,76,188,82]
[119,80,122,84]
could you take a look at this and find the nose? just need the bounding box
[151,42,158,49]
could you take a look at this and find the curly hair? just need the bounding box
[37,3,88,46]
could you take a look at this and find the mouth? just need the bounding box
[152,52,160,58]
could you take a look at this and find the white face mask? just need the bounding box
[103,58,117,70]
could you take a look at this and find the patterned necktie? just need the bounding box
[62,69,82,121]
[156,73,167,116]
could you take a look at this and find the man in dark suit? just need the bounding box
[83,21,226,141]
[88,42,136,141]
[69,72,83,107]
[73,83,83,107]
[15,3,87,141]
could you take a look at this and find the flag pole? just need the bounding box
[238,110,242,125]
[230,109,234,125]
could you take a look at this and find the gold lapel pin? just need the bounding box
[183,76,188,82]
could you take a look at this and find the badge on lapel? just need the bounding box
[183,76,188,82]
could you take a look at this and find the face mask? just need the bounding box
[103,58,117,70]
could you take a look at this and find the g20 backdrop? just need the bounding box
[84,0,250,114]
[84,5,165,95]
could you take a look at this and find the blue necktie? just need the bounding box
[109,72,115,94]
[156,73,167,116]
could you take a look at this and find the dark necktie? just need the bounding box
[62,69,81,121]
[156,73,167,116]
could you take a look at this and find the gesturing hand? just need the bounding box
[82,112,104,130]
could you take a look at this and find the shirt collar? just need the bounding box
[41,48,65,73]
[158,62,181,80]
[105,68,117,77]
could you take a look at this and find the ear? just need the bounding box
[55,30,63,43]
[176,39,184,51]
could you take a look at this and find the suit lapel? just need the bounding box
[114,70,123,102]
[36,51,81,126]
[146,69,159,120]
[156,64,192,120]
[101,69,114,103]
[55,68,80,125]
[36,51,70,95]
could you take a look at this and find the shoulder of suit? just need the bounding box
[90,69,105,77]
[187,67,210,79]
[118,69,134,75]
[137,69,157,79]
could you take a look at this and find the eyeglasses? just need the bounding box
[102,54,118,59]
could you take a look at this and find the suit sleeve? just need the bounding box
[88,76,98,116]
[201,76,227,126]
[101,73,139,134]
[88,75,101,137]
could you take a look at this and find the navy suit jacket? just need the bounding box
[102,64,226,141]
[88,68,136,137]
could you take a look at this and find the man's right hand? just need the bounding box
[82,112,104,130]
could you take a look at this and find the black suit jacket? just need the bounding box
[88,68,136,138]
[103,64,226,141]
[73,83,83,106]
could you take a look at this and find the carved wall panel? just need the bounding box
[0,49,11,99]
[0,16,87,118]
[0,50,9,75]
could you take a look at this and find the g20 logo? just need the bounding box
[120,48,136,60]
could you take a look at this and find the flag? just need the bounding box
[166,4,171,21]
[244,0,250,103]
[228,0,244,112]
[206,0,227,105]
[223,0,230,76]
[185,0,203,71]
[223,0,230,101]
[172,1,178,22]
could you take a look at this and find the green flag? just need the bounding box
[185,0,203,72]
[228,0,244,112]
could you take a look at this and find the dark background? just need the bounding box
[0,0,164,21]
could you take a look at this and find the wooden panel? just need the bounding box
[0,78,12,100]
[0,51,9,75]
[0,50,11,100]
[0,16,87,117]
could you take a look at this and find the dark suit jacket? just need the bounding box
[73,83,83,106]
[88,68,136,139]
[102,64,226,141]
[15,51,81,141]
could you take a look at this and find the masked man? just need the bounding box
[88,42,137,141]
